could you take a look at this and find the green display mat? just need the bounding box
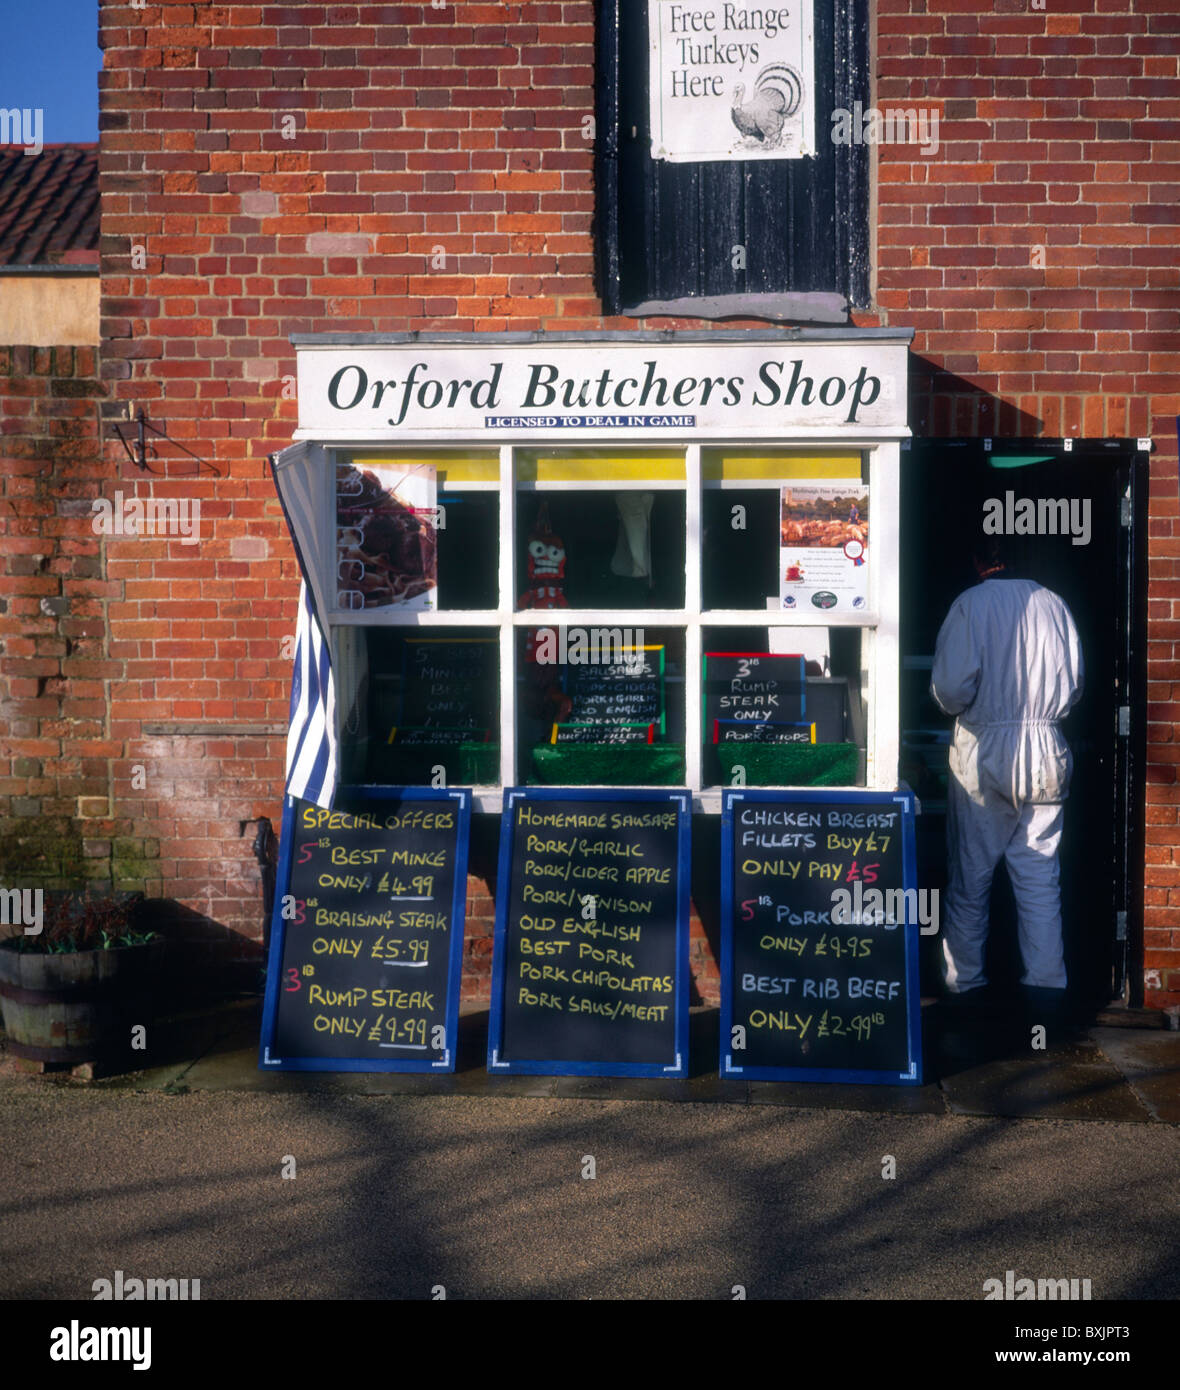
[717,743,860,787]
[530,744,687,786]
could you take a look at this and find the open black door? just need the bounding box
[900,438,1148,1011]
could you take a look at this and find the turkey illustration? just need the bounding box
[731,63,804,149]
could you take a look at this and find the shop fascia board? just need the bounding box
[290,329,914,444]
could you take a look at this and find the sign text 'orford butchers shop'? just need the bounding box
[294,342,910,441]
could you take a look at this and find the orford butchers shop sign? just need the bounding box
[294,340,909,442]
[649,0,816,161]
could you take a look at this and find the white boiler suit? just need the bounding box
[931,577,1083,993]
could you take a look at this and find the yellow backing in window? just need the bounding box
[347,451,499,485]
[703,451,863,482]
[515,449,685,483]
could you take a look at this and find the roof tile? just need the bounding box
[0,144,99,266]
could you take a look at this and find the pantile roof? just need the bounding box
[0,143,99,267]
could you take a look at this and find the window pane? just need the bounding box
[349,627,501,787]
[516,625,687,786]
[703,451,870,614]
[436,492,498,609]
[702,627,867,788]
[516,490,685,610]
[335,452,498,613]
[703,488,780,609]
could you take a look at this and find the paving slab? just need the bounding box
[939,1034,1153,1122]
[748,1078,946,1113]
[1089,1027,1180,1124]
[4,997,1178,1123]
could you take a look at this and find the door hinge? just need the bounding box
[1118,705,1130,736]
[1116,911,1127,942]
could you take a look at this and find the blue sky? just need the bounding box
[0,1,101,142]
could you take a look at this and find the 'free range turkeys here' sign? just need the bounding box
[649,0,816,162]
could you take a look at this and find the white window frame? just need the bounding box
[322,437,900,813]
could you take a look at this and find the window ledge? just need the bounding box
[623,293,849,326]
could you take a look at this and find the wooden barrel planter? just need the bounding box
[0,939,163,1065]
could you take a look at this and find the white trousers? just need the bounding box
[942,778,1068,992]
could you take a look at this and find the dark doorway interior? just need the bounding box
[901,439,1147,1011]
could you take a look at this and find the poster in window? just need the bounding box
[335,461,438,611]
[780,483,869,614]
[648,0,816,162]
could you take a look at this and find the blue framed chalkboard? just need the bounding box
[720,788,922,1086]
[259,786,472,1073]
[487,787,691,1078]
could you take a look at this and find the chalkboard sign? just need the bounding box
[259,787,471,1073]
[714,720,815,744]
[704,653,807,730]
[551,722,654,745]
[400,636,496,730]
[563,645,666,734]
[488,787,691,1077]
[720,789,922,1085]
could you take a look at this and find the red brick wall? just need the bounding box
[89,2,1179,1006]
[0,346,109,894]
[874,0,1180,1004]
[0,343,281,991]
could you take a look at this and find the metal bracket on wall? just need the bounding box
[112,408,220,476]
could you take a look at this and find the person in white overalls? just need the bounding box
[931,538,1084,1007]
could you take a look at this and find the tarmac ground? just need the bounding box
[1,999,1178,1303]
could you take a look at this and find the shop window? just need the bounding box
[358,627,500,789]
[702,449,867,610]
[518,625,687,787]
[311,440,891,801]
[595,0,871,317]
[515,449,687,610]
[702,625,867,788]
[334,452,498,614]
[703,488,780,609]
[516,492,686,611]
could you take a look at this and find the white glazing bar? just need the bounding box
[331,610,503,626]
[509,609,688,627]
[685,443,703,794]
[499,444,516,792]
[868,439,901,789]
[698,610,877,627]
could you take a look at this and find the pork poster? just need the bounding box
[780,483,869,614]
[335,461,438,611]
[649,0,815,162]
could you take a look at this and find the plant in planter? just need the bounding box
[0,891,162,1068]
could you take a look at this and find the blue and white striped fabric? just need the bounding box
[285,581,337,808]
[272,441,373,811]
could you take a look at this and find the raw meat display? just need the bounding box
[336,464,437,608]
[780,519,868,548]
